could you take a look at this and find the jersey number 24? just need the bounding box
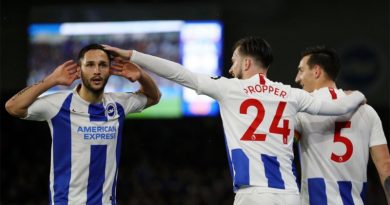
[240,99,290,144]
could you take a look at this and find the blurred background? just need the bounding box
[1,0,389,204]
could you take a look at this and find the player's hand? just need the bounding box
[111,60,142,82]
[102,44,132,60]
[48,60,79,86]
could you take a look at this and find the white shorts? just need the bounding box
[234,192,300,205]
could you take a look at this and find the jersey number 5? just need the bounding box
[331,121,353,163]
[240,99,290,144]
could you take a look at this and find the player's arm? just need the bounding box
[296,88,365,115]
[366,105,390,203]
[110,61,161,108]
[104,45,200,91]
[104,45,226,100]
[5,60,79,118]
[371,144,390,202]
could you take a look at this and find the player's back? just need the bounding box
[207,73,307,194]
[296,88,385,205]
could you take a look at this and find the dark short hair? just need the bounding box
[233,36,273,68]
[301,46,340,81]
[77,44,113,65]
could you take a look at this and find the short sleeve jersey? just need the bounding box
[195,73,323,194]
[295,87,387,205]
[24,86,147,204]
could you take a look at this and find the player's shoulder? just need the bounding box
[197,74,231,84]
[39,90,72,101]
[263,77,290,87]
[210,75,232,83]
[104,92,137,100]
[104,91,148,104]
[347,104,380,129]
[209,76,237,89]
[260,78,294,96]
[209,75,224,80]
[358,104,378,116]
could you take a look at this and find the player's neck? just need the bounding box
[244,68,267,79]
[78,85,104,104]
[315,79,337,90]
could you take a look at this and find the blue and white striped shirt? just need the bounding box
[296,88,387,205]
[24,87,146,205]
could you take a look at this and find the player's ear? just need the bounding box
[313,65,322,79]
[243,57,251,71]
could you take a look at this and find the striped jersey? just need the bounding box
[24,86,147,205]
[131,51,364,195]
[195,73,324,194]
[295,87,387,205]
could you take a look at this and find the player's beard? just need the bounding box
[235,67,243,79]
[80,72,109,95]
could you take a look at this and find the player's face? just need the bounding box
[229,47,244,79]
[79,49,110,93]
[296,55,316,92]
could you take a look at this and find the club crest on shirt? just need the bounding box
[105,103,117,118]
